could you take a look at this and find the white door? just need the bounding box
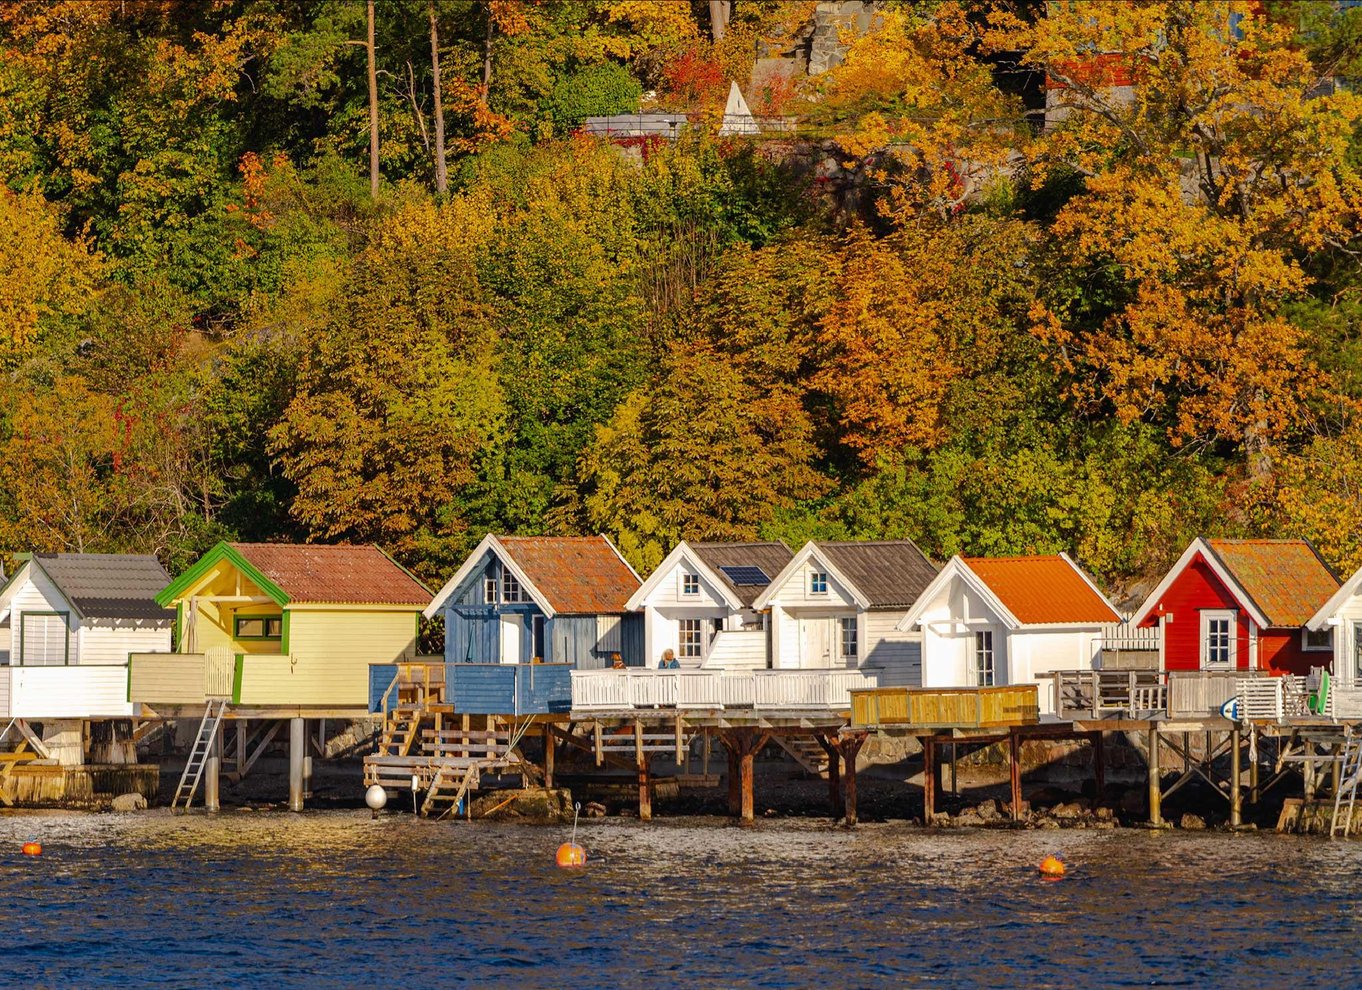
[500,614,523,663]
[799,617,834,668]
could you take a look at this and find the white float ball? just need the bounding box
[365,784,388,810]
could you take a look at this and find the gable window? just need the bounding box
[1200,610,1235,667]
[484,576,497,605]
[839,617,858,662]
[679,618,703,659]
[235,616,283,640]
[810,571,828,595]
[502,572,524,604]
[974,631,994,687]
[20,612,68,666]
[681,572,700,597]
[1303,628,1333,653]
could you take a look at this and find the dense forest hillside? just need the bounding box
[2,0,1360,598]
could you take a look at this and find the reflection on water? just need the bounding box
[1,810,1360,988]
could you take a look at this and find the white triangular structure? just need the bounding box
[718,81,759,136]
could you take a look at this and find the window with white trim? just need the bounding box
[1303,627,1333,652]
[810,571,828,595]
[502,571,524,603]
[484,576,497,604]
[20,612,68,666]
[974,630,994,687]
[839,617,858,662]
[1201,610,1235,667]
[679,619,703,659]
[1354,621,1362,682]
[681,572,700,597]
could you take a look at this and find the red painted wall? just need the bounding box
[1261,630,1326,677]
[1140,555,1251,671]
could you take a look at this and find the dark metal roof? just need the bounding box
[690,542,793,607]
[816,541,938,609]
[31,553,173,621]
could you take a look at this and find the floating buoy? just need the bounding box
[364,784,388,811]
[1038,855,1065,878]
[556,842,587,868]
[21,841,41,857]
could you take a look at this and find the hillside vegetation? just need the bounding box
[2,0,1361,597]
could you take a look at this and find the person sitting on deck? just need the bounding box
[611,652,626,670]
[659,648,680,669]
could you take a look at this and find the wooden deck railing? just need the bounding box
[570,668,880,712]
[850,685,1039,730]
[1052,669,1269,719]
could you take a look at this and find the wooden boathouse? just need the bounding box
[130,542,431,811]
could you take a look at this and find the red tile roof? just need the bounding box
[498,536,639,614]
[963,555,1119,625]
[231,543,431,606]
[1205,539,1340,628]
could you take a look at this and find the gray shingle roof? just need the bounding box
[816,541,938,609]
[690,541,793,607]
[31,553,173,621]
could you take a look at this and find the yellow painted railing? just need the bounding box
[851,685,1039,730]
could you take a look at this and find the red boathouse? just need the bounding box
[1131,539,1342,676]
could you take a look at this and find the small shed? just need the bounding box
[899,554,1120,714]
[1132,538,1340,676]
[425,535,643,669]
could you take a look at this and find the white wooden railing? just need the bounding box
[570,668,880,712]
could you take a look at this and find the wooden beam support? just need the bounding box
[543,723,554,790]
[923,736,936,823]
[1008,729,1022,821]
[1147,726,1162,826]
[1090,730,1105,806]
[1230,726,1242,828]
[718,729,770,823]
[836,732,866,827]
[815,733,843,822]
[726,745,740,817]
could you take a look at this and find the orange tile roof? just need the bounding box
[231,543,431,606]
[962,555,1119,625]
[498,536,639,614]
[1205,539,1340,628]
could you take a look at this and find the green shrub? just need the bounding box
[545,63,642,135]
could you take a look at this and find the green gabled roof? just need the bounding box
[155,542,290,608]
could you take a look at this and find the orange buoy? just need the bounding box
[556,842,586,868]
[1038,855,1065,878]
[21,841,41,857]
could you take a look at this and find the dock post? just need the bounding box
[1147,727,1162,826]
[1304,742,1317,803]
[922,736,935,822]
[635,720,651,822]
[726,742,740,817]
[543,724,555,789]
[814,733,843,822]
[235,721,246,779]
[1230,726,1242,828]
[1091,731,1106,806]
[838,733,865,827]
[204,720,221,813]
[739,741,755,823]
[1249,727,1260,804]
[289,717,305,812]
[1008,730,1022,821]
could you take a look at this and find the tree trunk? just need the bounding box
[482,2,494,88]
[429,2,447,194]
[709,0,730,42]
[367,0,380,199]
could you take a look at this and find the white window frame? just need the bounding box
[839,617,858,662]
[484,576,497,605]
[1200,610,1236,668]
[678,618,703,660]
[1354,621,1362,683]
[974,630,994,687]
[19,611,69,667]
[502,571,524,604]
[681,572,700,597]
[809,571,828,595]
[1302,627,1333,653]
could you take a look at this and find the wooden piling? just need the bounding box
[1249,726,1260,804]
[288,716,305,813]
[1008,729,1022,821]
[922,736,935,822]
[543,724,555,789]
[838,733,866,827]
[1147,726,1162,826]
[739,744,755,822]
[726,745,740,817]
[814,733,843,822]
[1230,726,1242,828]
[204,720,221,813]
[1091,730,1105,805]
[634,720,651,821]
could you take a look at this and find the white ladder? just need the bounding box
[1331,732,1362,838]
[172,700,228,813]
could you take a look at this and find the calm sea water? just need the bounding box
[1,810,1358,988]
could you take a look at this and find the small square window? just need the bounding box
[681,573,700,596]
[484,576,497,604]
[1304,627,1334,652]
[810,572,828,595]
[236,616,283,640]
[502,572,523,603]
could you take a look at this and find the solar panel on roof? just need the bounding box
[718,565,770,586]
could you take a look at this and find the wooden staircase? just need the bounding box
[772,735,831,778]
[377,706,421,757]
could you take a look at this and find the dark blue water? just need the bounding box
[1,810,1358,988]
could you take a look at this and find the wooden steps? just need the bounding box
[772,735,831,778]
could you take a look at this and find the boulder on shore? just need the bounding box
[111,792,147,813]
[1179,813,1206,831]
